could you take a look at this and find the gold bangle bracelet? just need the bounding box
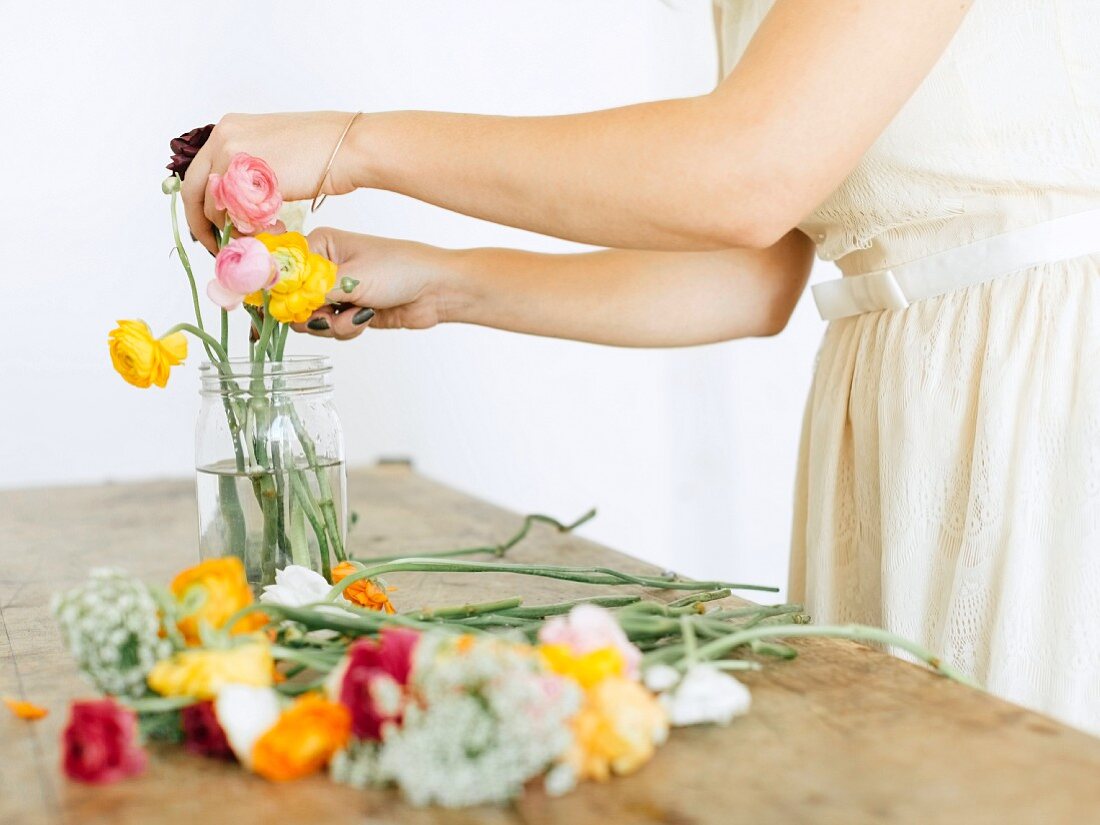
[310,111,363,213]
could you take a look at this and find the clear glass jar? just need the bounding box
[195,356,346,591]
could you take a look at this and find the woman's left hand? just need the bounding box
[181,111,359,254]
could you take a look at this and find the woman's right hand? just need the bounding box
[294,228,459,341]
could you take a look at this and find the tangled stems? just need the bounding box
[352,509,598,565]
[326,558,779,602]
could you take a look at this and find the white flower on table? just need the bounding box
[644,663,752,727]
[260,565,345,607]
[214,684,282,768]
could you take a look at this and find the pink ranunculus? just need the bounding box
[538,604,642,679]
[207,152,282,234]
[61,699,147,784]
[207,236,276,309]
[181,700,235,760]
[333,627,419,740]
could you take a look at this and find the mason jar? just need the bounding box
[195,356,347,590]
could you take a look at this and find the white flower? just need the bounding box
[260,565,336,607]
[214,684,282,768]
[51,568,171,697]
[277,201,307,234]
[645,663,752,727]
[377,632,581,807]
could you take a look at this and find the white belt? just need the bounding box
[812,209,1100,322]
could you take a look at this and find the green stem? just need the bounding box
[353,509,598,565]
[499,595,642,619]
[165,323,228,362]
[407,597,523,621]
[220,309,229,354]
[687,623,977,686]
[328,558,777,601]
[168,184,214,363]
[292,472,331,581]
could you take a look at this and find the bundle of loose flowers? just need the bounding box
[34,514,973,806]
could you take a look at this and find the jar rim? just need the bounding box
[199,355,332,381]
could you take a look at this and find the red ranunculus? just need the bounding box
[338,627,419,740]
[181,700,235,760]
[61,699,147,784]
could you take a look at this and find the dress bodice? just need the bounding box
[716,0,1100,275]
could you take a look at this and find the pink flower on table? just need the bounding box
[538,604,642,679]
[181,700,235,760]
[61,699,147,784]
[207,152,282,234]
[328,627,419,740]
[207,236,277,310]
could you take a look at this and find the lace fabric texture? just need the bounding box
[718,0,1100,731]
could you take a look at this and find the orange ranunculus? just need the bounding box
[4,696,48,721]
[331,562,396,614]
[251,694,351,782]
[171,557,267,645]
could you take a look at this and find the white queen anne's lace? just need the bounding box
[376,632,581,807]
[51,568,171,697]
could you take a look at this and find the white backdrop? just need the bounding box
[0,0,834,596]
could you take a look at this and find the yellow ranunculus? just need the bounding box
[108,320,187,388]
[564,676,669,783]
[170,557,267,646]
[245,232,337,324]
[539,643,626,689]
[147,641,273,700]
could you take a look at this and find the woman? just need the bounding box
[184,0,1100,732]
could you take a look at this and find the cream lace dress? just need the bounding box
[718,0,1100,733]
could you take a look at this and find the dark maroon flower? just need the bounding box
[167,124,214,181]
[62,699,147,784]
[338,627,419,740]
[181,701,235,760]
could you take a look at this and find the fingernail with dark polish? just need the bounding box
[307,318,330,331]
[353,308,375,325]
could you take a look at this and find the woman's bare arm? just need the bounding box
[295,229,815,346]
[185,2,970,254]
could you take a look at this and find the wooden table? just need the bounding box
[3,466,1099,824]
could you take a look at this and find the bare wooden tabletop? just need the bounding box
[3,465,1099,825]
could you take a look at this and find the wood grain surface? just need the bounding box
[2,465,1098,825]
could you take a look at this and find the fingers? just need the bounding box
[291,303,374,341]
[203,185,227,240]
[181,149,219,255]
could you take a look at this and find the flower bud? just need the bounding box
[161,174,181,195]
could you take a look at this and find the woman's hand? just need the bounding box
[182,112,358,254]
[293,228,456,341]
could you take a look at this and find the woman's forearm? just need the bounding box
[438,231,814,347]
[351,100,755,252]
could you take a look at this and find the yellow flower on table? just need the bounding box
[539,643,626,689]
[107,320,187,389]
[251,693,351,781]
[245,232,337,324]
[170,557,267,646]
[147,641,273,700]
[564,676,669,783]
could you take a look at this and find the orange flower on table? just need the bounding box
[3,696,48,721]
[171,557,267,645]
[564,676,669,783]
[251,693,351,782]
[332,562,396,614]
